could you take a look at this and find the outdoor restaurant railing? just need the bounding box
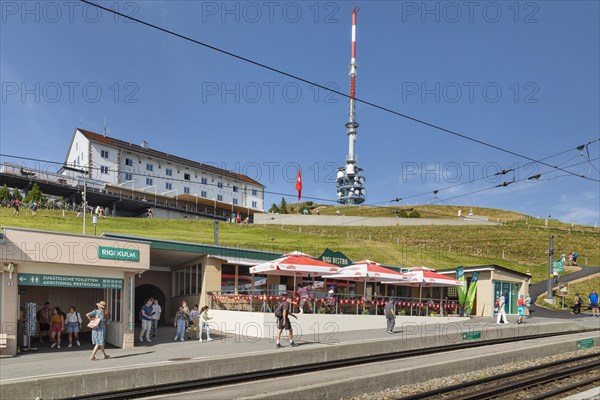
[208,291,462,317]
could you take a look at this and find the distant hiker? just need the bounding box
[275,297,298,348]
[553,270,559,284]
[385,299,396,334]
[572,293,583,315]
[589,290,599,317]
[12,199,20,216]
[572,252,579,265]
[517,294,525,324]
[496,293,509,324]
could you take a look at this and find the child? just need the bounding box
[199,306,213,342]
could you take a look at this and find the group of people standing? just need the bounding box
[495,293,532,324]
[37,302,83,349]
[138,299,213,343]
[573,290,599,316]
[37,300,111,361]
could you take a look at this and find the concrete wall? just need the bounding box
[209,310,469,339]
[254,213,499,227]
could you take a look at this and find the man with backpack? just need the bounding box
[275,297,298,348]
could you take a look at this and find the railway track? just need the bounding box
[72,329,599,400]
[398,353,600,400]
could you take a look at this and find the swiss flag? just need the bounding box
[295,168,302,200]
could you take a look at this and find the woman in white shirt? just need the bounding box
[65,306,82,347]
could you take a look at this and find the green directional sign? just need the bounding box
[577,338,594,349]
[462,331,482,340]
[552,261,564,267]
[18,273,123,289]
[553,267,565,273]
[98,246,139,262]
[319,248,352,267]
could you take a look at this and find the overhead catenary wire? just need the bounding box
[78,0,600,184]
[377,139,600,205]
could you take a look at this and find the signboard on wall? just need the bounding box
[18,273,123,289]
[318,249,352,267]
[98,246,139,262]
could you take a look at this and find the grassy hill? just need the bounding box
[1,206,598,284]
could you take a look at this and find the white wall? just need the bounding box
[209,310,469,339]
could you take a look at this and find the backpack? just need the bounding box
[274,302,285,318]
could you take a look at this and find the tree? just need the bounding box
[12,188,22,201]
[24,183,45,203]
[279,197,288,214]
[268,203,279,213]
[0,184,10,203]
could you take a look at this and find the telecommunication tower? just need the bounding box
[336,8,366,205]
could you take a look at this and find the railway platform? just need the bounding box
[1,316,598,399]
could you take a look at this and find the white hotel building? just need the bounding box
[62,128,265,215]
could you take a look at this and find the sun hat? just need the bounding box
[96,301,107,309]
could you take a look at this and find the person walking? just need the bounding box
[139,299,154,343]
[65,306,82,347]
[37,302,52,343]
[573,293,583,315]
[49,307,65,349]
[150,299,161,338]
[173,305,188,341]
[496,293,509,324]
[589,290,599,317]
[385,298,396,334]
[199,306,213,342]
[553,270,559,284]
[517,294,525,324]
[86,301,110,361]
[12,198,20,216]
[275,298,298,348]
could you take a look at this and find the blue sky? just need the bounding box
[1,1,599,225]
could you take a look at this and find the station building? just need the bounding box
[437,265,532,317]
[0,227,532,357]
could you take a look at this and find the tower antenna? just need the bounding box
[336,7,366,205]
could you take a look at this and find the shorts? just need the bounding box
[277,317,291,331]
[39,323,50,332]
[50,324,62,333]
[591,303,599,308]
[518,306,525,316]
[66,322,80,333]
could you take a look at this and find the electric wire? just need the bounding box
[78,0,600,183]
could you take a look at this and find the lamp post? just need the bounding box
[82,179,87,235]
[93,213,98,236]
[213,198,218,245]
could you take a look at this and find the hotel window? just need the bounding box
[201,191,207,197]
[166,182,172,190]
[173,264,202,296]
[217,182,223,189]
[146,164,153,172]
[125,158,133,166]
[184,173,191,181]
[166,168,172,176]
[184,187,190,194]
[252,201,257,208]
[233,198,238,205]
[217,195,223,201]
[201,177,207,184]
[146,178,153,185]
[232,186,238,192]
[252,189,257,196]
[101,150,109,159]
[125,173,133,181]
[100,166,109,174]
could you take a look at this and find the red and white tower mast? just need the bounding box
[337,7,366,205]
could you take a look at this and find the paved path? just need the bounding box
[529,265,599,318]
